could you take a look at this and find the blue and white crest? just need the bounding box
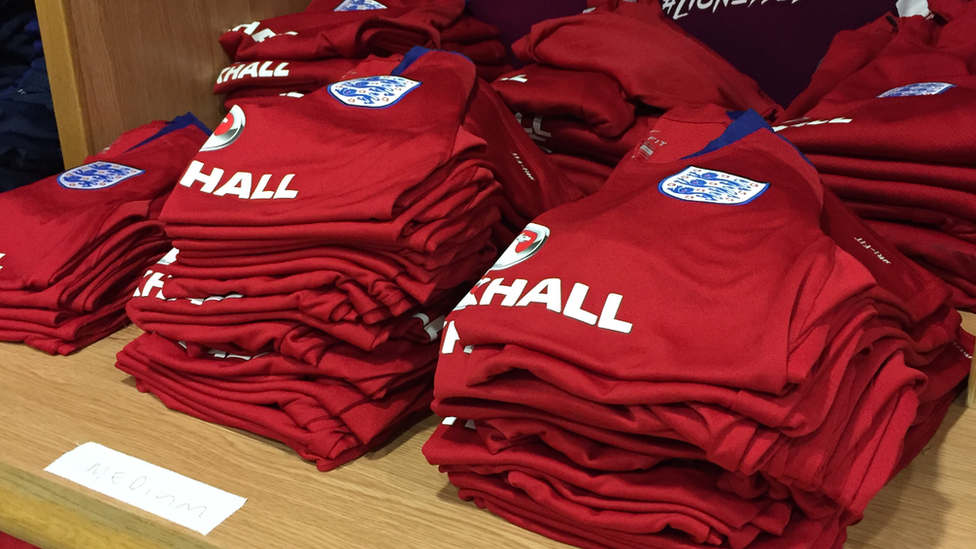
[57,162,145,190]
[659,166,768,205]
[334,0,387,11]
[878,82,955,98]
[328,75,421,108]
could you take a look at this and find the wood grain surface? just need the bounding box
[35,0,90,169]
[34,0,311,167]
[0,317,974,549]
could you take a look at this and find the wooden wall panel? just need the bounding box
[36,0,310,168]
[35,0,89,168]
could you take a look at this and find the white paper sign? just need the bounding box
[45,442,247,535]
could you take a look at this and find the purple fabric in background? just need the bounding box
[465,0,587,66]
[465,0,900,106]
[659,0,900,106]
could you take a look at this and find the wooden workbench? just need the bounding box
[0,322,974,549]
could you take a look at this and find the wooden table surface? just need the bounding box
[0,321,974,549]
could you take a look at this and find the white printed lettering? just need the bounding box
[238,62,260,79]
[272,174,299,199]
[251,28,276,43]
[273,62,290,77]
[258,61,275,78]
[532,116,552,139]
[771,117,852,132]
[514,113,549,142]
[250,174,275,200]
[441,320,461,354]
[515,278,562,313]
[213,172,252,199]
[597,293,633,334]
[454,278,491,311]
[480,278,528,307]
[216,67,231,85]
[135,271,168,300]
[231,21,260,34]
[180,163,297,200]
[510,152,536,181]
[563,283,599,325]
[854,237,893,265]
[179,160,224,194]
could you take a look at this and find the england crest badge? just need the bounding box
[658,166,769,206]
[878,82,955,98]
[334,0,387,10]
[57,162,145,190]
[328,75,421,108]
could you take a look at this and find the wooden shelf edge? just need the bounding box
[0,461,217,549]
[35,0,93,167]
[967,355,976,408]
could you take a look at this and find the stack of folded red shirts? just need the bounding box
[117,48,578,471]
[213,0,509,107]
[488,0,779,195]
[424,106,973,549]
[776,7,976,310]
[0,114,208,355]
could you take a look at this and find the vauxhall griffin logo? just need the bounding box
[490,223,550,271]
[200,105,246,152]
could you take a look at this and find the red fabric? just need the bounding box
[460,79,584,223]
[0,224,169,312]
[473,63,515,82]
[120,50,582,476]
[166,165,504,251]
[169,237,490,276]
[779,14,899,122]
[127,263,450,353]
[512,113,659,164]
[777,11,976,164]
[128,331,432,398]
[441,39,506,64]
[163,246,485,306]
[117,333,433,471]
[862,219,976,309]
[430,335,935,515]
[423,106,968,549]
[806,153,976,193]
[0,124,203,291]
[163,54,479,229]
[180,53,571,246]
[492,64,636,138]
[512,4,778,117]
[442,111,840,394]
[440,14,501,43]
[797,13,976,122]
[546,153,613,198]
[778,76,976,165]
[425,423,792,547]
[846,199,976,243]
[929,0,976,21]
[781,10,976,307]
[214,57,361,96]
[819,189,955,325]
[220,0,465,61]
[0,533,38,549]
[0,120,207,354]
[429,424,850,549]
